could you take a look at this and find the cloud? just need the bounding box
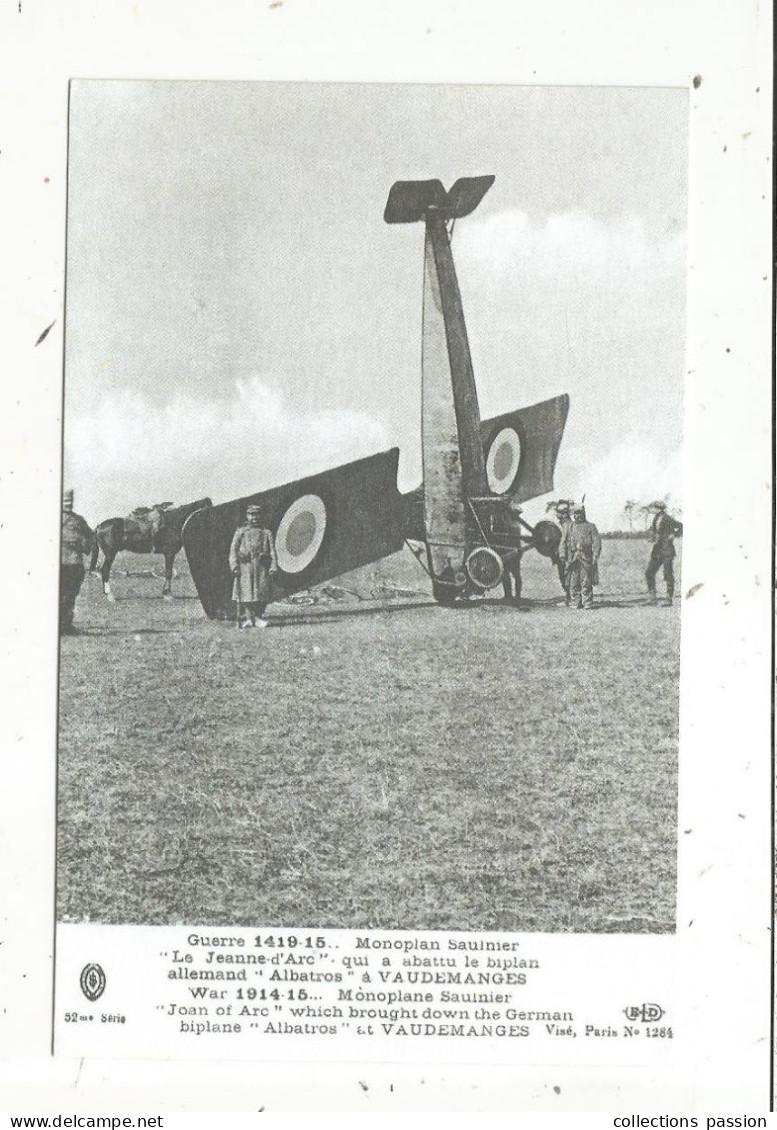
[548,441,682,531]
[64,377,389,521]
[66,376,680,533]
[450,209,687,505]
[64,210,686,535]
[455,207,685,290]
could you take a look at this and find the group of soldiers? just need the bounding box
[58,489,281,634]
[550,500,603,610]
[60,488,682,632]
[495,498,603,610]
[538,496,681,610]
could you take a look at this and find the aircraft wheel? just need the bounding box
[465,545,504,591]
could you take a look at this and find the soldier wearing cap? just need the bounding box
[229,504,278,628]
[553,499,573,604]
[560,504,602,610]
[645,500,683,605]
[60,489,94,634]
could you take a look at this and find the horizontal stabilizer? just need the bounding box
[384,175,494,224]
[182,450,406,619]
[484,394,570,504]
[384,179,447,224]
[445,176,496,219]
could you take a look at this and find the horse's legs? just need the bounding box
[89,537,100,574]
[101,549,117,602]
[162,550,175,599]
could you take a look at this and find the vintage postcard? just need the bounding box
[55,77,686,1051]
[0,0,771,1115]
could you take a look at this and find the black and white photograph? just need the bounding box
[58,80,687,933]
[0,0,771,1109]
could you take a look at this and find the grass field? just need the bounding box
[57,538,680,932]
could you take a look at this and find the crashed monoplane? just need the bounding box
[182,175,568,617]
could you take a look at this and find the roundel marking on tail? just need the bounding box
[486,426,522,495]
[276,494,327,573]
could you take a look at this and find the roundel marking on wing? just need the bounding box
[486,426,522,495]
[276,494,327,573]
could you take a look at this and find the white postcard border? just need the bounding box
[0,0,772,1112]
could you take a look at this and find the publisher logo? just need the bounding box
[80,963,106,1002]
[623,1003,664,1023]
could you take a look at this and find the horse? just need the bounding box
[89,498,212,601]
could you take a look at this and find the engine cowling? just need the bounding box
[531,520,562,559]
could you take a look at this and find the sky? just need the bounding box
[64,81,688,530]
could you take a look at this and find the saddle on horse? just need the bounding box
[125,503,173,552]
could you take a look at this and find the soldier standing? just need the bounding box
[60,489,94,635]
[645,501,683,605]
[498,499,524,606]
[553,499,573,604]
[229,504,279,628]
[561,504,602,610]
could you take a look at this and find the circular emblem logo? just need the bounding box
[275,494,327,574]
[486,427,522,495]
[80,963,106,1002]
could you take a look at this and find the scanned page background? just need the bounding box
[0,0,772,1112]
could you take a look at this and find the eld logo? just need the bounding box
[623,1003,664,1023]
[79,963,106,1002]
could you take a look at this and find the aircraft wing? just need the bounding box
[182,450,405,619]
[403,393,570,540]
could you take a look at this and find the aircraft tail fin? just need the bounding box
[384,176,494,224]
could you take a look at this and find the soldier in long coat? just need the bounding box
[553,499,573,604]
[645,500,683,605]
[60,489,94,634]
[560,504,602,610]
[229,505,278,628]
